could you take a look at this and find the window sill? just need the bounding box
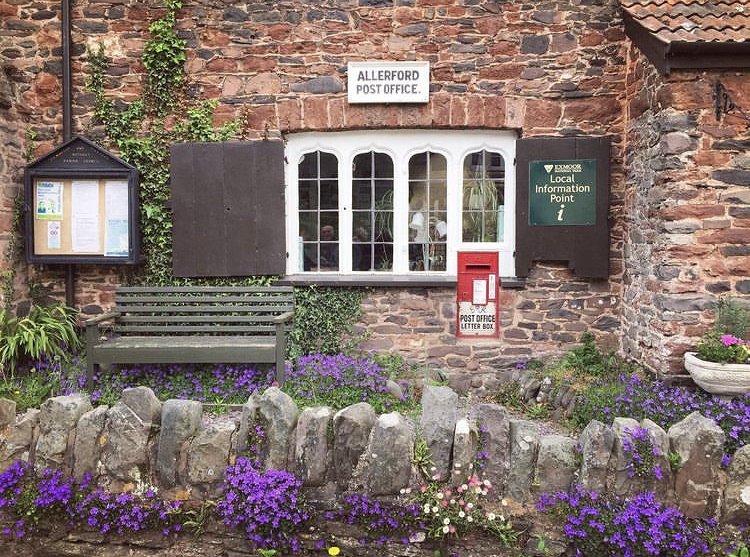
[277,275,527,288]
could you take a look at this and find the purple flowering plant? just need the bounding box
[574,374,750,458]
[0,460,181,539]
[283,353,413,413]
[323,492,420,546]
[538,486,715,557]
[621,426,663,480]
[217,457,309,552]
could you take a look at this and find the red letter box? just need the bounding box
[457,252,499,338]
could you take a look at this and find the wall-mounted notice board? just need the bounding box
[24,136,141,265]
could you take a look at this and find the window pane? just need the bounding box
[352,151,393,272]
[462,150,505,242]
[352,179,371,210]
[298,151,339,272]
[408,151,447,272]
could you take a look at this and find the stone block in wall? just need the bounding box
[35,394,92,474]
[476,403,511,494]
[611,417,640,497]
[187,417,237,489]
[451,417,478,479]
[157,399,202,488]
[506,419,540,503]
[533,435,577,495]
[257,387,299,471]
[121,386,162,425]
[577,419,614,493]
[420,385,459,480]
[73,405,108,480]
[294,406,332,487]
[0,398,15,430]
[354,412,413,496]
[641,418,672,502]
[333,402,376,489]
[669,411,725,519]
[723,444,750,525]
[102,402,153,482]
[0,409,39,473]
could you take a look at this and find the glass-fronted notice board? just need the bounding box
[25,136,141,265]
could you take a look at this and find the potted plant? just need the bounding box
[684,298,750,397]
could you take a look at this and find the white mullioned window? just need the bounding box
[285,129,516,277]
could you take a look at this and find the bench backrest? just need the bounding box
[111,286,294,336]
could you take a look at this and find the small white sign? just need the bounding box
[347,61,430,104]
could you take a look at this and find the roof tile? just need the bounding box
[620,0,750,43]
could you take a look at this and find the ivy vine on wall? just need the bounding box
[84,0,366,357]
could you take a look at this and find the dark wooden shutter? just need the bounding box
[515,136,610,279]
[171,140,285,277]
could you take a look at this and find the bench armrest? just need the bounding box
[85,311,118,328]
[272,311,295,324]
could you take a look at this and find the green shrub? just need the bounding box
[0,304,80,375]
[559,332,619,378]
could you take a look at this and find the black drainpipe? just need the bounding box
[61,0,75,307]
[62,0,72,141]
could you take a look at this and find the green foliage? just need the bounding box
[668,450,682,474]
[142,0,185,115]
[85,0,240,286]
[1,192,24,310]
[729,544,749,557]
[413,437,434,480]
[559,332,619,378]
[0,304,80,375]
[288,286,366,359]
[714,297,750,339]
[697,331,749,364]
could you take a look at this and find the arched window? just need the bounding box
[462,150,505,243]
[352,151,394,271]
[408,151,447,272]
[298,151,339,272]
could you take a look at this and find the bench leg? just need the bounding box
[275,324,287,386]
[85,356,95,394]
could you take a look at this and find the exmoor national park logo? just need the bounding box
[528,159,597,226]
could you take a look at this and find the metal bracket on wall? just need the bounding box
[715,81,750,127]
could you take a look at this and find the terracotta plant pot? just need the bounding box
[684,351,750,397]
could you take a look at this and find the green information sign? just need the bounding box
[529,159,597,226]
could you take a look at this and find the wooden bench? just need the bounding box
[84,286,294,390]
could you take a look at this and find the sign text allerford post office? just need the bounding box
[528,159,597,226]
[348,61,430,104]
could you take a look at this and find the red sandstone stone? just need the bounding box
[660,205,725,220]
[563,96,619,125]
[524,99,561,129]
[302,97,328,129]
[697,229,750,244]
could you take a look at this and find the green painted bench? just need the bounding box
[84,286,294,390]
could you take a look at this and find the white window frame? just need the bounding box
[285,129,517,277]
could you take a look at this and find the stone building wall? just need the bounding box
[0,0,630,368]
[622,45,750,375]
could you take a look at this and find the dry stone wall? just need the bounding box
[0,386,748,528]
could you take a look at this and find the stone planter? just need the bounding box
[684,351,750,397]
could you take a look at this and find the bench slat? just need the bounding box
[117,314,288,324]
[113,325,285,334]
[116,286,294,294]
[115,304,293,314]
[115,295,293,305]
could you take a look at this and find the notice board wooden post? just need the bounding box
[24,136,141,304]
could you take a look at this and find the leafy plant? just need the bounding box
[667,450,681,474]
[730,544,750,557]
[0,304,80,375]
[714,297,750,339]
[560,332,619,379]
[288,286,366,360]
[696,332,749,364]
[409,471,517,546]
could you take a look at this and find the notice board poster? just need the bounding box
[528,159,597,226]
[33,178,131,257]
